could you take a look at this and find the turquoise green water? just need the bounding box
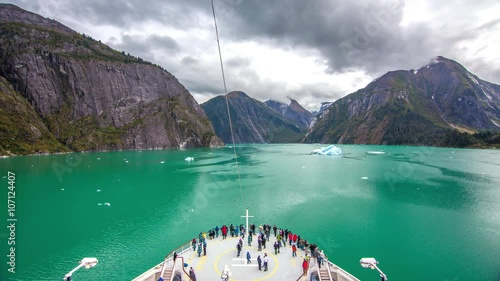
[1,144,499,281]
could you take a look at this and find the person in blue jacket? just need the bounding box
[246,252,251,264]
[197,242,202,257]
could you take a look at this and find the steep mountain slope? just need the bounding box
[265,98,313,131]
[0,76,68,155]
[0,4,222,155]
[305,56,500,145]
[202,91,304,143]
[413,57,499,129]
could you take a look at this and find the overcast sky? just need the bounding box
[6,0,500,111]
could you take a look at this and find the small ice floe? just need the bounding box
[104,202,111,206]
[96,189,101,192]
[160,161,165,164]
[185,157,194,161]
[361,177,369,180]
[366,151,385,155]
[61,188,65,191]
[209,153,213,155]
[97,158,101,160]
[2,176,6,178]
[97,203,103,206]
[302,166,306,169]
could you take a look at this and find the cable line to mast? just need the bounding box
[211,0,246,209]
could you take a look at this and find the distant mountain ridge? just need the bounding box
[305,56,500,146]
[0,4,222,155]
[202,91,305,143]
[264,98,313,131]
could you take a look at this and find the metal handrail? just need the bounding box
[325,258,333,281]
[178,256,193,280]
[159,256,169,279]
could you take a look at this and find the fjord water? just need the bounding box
[1,144,499,281]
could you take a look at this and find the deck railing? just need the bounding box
[295,256,360,281]
[159,240,194,279]
[327,259,360,281]
[134,240,194,281]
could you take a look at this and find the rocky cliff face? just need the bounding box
[265,99,313,131]
[202,91,304,143]
[305,56,500,145]
[0,75,68,155]
[0,4,222,155]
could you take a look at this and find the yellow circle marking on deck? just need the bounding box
[214,248,278,281]
[195,239,222,271]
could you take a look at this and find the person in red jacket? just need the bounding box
[302,258,309,276]
[221,225,228,239]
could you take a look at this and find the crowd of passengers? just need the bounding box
[191,223,326,269]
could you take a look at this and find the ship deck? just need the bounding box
[176,235,307,281]
[133,232,360,281]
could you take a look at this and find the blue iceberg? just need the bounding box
[312,145,342,156]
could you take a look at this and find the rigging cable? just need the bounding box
[211,0,246,208]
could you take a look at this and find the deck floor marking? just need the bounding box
[214,247,279,281]
[195,255,207,271]
[194,239,222,271]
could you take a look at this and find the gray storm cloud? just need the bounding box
[5,0,500,110]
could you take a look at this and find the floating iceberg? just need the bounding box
[185,157,194,161]
[311,145,342,156]
[366,151,385,155]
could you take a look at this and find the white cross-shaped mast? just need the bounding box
[241,208,253,238]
